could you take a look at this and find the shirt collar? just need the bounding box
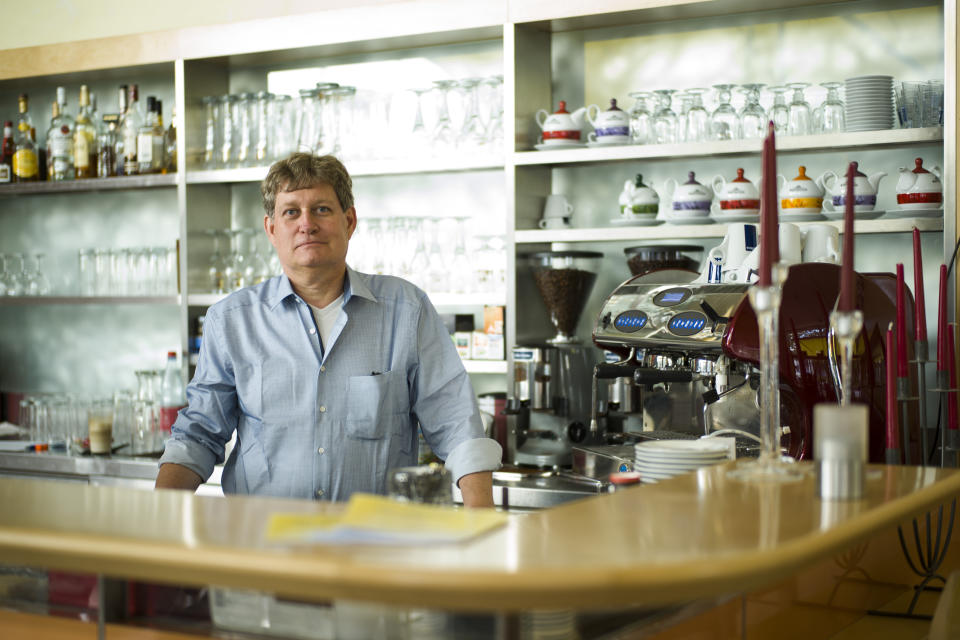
[267,265,377,310]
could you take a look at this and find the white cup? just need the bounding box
[543,194,574,219]
[801,224,840,264]
[538,217,571,229]
[706,223,758,283]
[780,222,803,265]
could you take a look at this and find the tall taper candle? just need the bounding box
[896,264,909,378]
[949,324,958,431]
[938,264,948,371]
[913,228,927,342]
[838,162,856,311]
[758,124,778,287]
[886,326,900,451]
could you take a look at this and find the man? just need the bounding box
[156,153,500,507]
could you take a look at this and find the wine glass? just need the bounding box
[27,253,51,296]
[768,86,790,134]
[683,88,710,143]
[431,80,459,153]
[627,91,654,144]
[787,82,812,136]
[10,253,28,296]
[457,78,487,150]
[710,84,740,140]
[0,254,8,296]
[817,82,845,134]
[651,89,678,144]
[408,87,433,157]
[449,217,473,294]
[481,75,504,148]
[739,83,767,139]
[206,230,227,294]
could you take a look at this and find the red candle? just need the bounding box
[837,162,857,311]
[885,327,900,449]
[949,324,958,431]
[758,124,778,287]
[938,264,948,371]
[896,264,908,378]
[913,227,927,342]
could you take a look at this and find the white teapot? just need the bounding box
[535,100,588,145]
[618,174,660,217]
[776,165,825,214]
[663,171,713,218]
[820,161,886,213]
[896,157,943,210]
[711,168,760,216]
[586,98,630,144]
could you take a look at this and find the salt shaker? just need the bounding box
[814,404,868,500]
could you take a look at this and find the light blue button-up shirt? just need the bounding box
[159,267,502,501]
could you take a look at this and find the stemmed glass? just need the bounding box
[27,253,51,296]
[457,78,488,150]
[206,230,227,294]
[627,91,654,144]
[768,86,790,134]
[817,82,845,134]
[786,82,812,136]
[683,88,710,143]
[481,76,504,148]
[449,217,473,294]
[710,84,740,140]
[431,80,459,153]
[10,253,29,296]
[651,89,678,144]
[408,88,433,157]
[739,83,767,139]
[0,255,8,296]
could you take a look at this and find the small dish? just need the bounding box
[779,210,826,222]
[883,208,943,219]
[710,211,760,223]
[586,139,631,148]
[534,141,585,151]
[609,217,664,227]
[665,216,715,226]
[823,210,883,221]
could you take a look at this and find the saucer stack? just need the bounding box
[844,75,895,132]
[634,438,735,484]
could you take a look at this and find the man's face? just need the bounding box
[264,182,356,275]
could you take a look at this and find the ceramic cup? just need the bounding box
[543,194,574,219]
[539,217,571,229]
[706,223,758,283]
[801,224,840,264]
[780,222,803,265]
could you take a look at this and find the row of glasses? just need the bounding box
[203,91,299,169]
[347,217,505,296]
[627,82,847,144]
[206,229,278,294]
[0,253,50,296]
[896,80,944,129]
[403,76,504,158]
[78,246,177,297]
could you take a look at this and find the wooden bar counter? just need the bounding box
[0,462,959,615]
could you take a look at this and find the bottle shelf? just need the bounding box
[0,173,177,195]
[513,127,943,167]
[0,295,180,306]
[515,214,943,244]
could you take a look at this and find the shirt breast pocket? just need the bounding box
[345,371,409,440]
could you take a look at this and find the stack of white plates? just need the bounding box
[844,75,895,132]
[519,610,577,640]
[634,438,735,484]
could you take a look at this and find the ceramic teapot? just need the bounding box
[820,162,886,213]
[663,171,713,217]
[535,101,588,145]
[586,98,630,144]
[618,174,660,216]
[712,168,760,215]
[776,166,825,213]
[896,158,943,210]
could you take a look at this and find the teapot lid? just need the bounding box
[792,166,812,181]
[555,100,569,114]
[606,98,622,112]
[846,161,866,178]
[633,173,649,188]
[732,168,750,183]
[912,157,931,174]
[684,171,702,186]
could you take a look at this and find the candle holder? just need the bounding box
[730,263,803,482]
[829,308,864,407]
[932,369,959,468]
[914,340,931,464]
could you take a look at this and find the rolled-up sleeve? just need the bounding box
[158,306,239,481]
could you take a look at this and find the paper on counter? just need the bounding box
[266,493,507,546]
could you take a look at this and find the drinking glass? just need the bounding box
[9,253,28,296]
[710,84,740,140]
[269,94,296,161]
[201,96,219,169]
[217,94,237,167]
[651,89,678,144]
[683,88,710,143]
[94,249,111,296]
[450,217,473,294]
[480,75,504,148]
[457,78,487,150]
[786,82,812,136]
[739,83,766,139]
[768,86,790,134]
[920,80,944,127]
[408,88,433,157]
[431,80,459,153]
[408,219,430,290]
[235,92,255,167]
[112,390,135,453]
[27,252,51,296]
[817,82,845,134]
[254,90,272,165]
[627,91,654,144]
[224,229,247,291]
[0,254,8,296]
[296,88,321,153]
[132,370,159,455]
[207,229,227,294]
[325,85,356,158]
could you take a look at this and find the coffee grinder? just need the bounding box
[508,250,603,468]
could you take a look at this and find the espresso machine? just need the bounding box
[591,262,907,464]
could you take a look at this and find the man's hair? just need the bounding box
[260,153,354,217]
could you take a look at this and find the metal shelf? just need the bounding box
[513,128,944,167]
[0,295,180,306]
[0,174,177,195]
[515,214,944,244]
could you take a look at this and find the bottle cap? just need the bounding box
[167,350,177,358]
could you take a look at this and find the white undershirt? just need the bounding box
[309,293,344,355]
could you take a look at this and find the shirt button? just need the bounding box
[316,489,324,497]
[318,447,325,455]
[309,328,316,334]
[320,365,326,372]
[319,406,326,413]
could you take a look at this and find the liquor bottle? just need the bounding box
[89,91,102,136]
[34,127,46,181]
[163,106,177,174]
[159,351,186,436]
[137,96,164,174]
[120,84,141,175]
[46,100,75,180]
[73,85,98,179]
[98,113,119,178]
[113,85,128,175]
[12,94,39,182]
[55,86,75,140]
[0,121,13,183]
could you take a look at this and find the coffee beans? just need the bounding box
[533,268,597,338]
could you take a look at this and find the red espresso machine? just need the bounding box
[592,262,911,463]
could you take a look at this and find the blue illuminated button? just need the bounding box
[613,310,648,333]
[667,311,708,337]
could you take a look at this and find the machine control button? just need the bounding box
[667,311,708,336]
[653,287,691,307]
[613,310,648,333]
